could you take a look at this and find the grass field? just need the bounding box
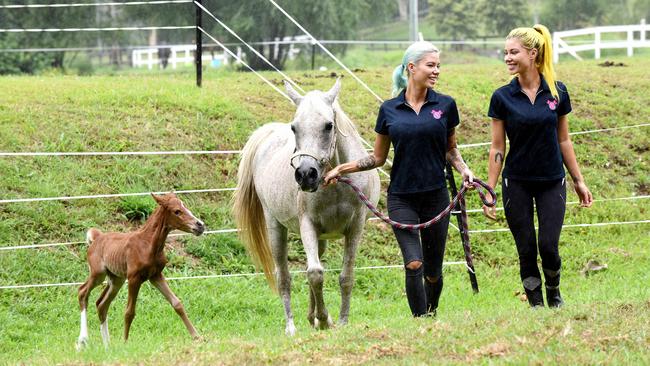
[0,56,649,365]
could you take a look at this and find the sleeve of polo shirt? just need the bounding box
[374,104,389,135]
[447,99,460,131]
[556,82,572,116]
[487,92,505,121]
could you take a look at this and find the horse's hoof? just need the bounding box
[76,337,88,351]
[315,315,333,330]
[337,317,349,326]
[285,324,297,336]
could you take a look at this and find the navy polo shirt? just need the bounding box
[375,88,460,194]
[488,76,571,181]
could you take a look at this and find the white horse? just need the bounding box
[233,79,380,335]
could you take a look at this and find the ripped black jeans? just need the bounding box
[502,178,566,294]
[387,187,450,316]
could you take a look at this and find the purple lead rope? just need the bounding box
[336,176,497,230]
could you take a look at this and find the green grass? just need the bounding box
[0,55,649,364]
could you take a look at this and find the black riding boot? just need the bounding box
[523,276,544,307]
[424,276,443,316]
[544,268,563,308]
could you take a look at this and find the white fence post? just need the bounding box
[628,29,634,57]
[595,30,601,59]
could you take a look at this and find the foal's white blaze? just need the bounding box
[100,320,110,346]
[182,202,204,228]
[77,309,89,349]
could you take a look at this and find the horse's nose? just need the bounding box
[294,164,319,191]
[194,220,205,235]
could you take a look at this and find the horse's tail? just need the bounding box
[85,228,101,246]
[233,125,277,292]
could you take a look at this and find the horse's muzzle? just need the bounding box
[192,221,205,236]
[294,163,320,192]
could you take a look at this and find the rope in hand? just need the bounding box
[336,176,497,230]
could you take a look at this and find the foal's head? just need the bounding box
[286,78,342,192]
[151,193,205,236]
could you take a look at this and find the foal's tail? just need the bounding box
[232,125,277,292]
[85,228,101,246]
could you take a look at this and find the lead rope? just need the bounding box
[336,176,496,230]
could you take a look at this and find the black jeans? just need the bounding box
[502,178,566,292]
[387,187,450,316]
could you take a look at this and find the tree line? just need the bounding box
[0,0,647,74]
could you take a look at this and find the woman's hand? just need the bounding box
[574,180,593,207]
[461,168,475,189]
[481,191,498,220]
[322,166,341,187]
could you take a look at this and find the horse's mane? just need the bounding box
[332,99,360,139]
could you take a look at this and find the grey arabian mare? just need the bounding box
[233,79,380,335]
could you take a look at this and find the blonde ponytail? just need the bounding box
[507,24,560,101]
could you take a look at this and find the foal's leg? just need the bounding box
[339,217,365,326]
[96,274,125,347]
[123,276,143,341]
[308,240,327,327]
[300,217,332,330]
[268,220,294,336]
[77,271,106,349]
[150,273,199,339]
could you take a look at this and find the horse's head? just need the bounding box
[286,79,341,192]
[152,192,205,236]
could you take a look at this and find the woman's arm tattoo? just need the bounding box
[495,152,504,164]
[446,148,468,172]
[356,155,377,171]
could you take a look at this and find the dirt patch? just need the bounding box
[467,341,510,360]
[598,60,626,67]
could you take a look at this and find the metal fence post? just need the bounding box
[195,0,202,87]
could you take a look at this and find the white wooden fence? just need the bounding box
[553,20,650,62]
[132,44,234,69]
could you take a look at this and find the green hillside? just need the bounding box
[0,57,648,364]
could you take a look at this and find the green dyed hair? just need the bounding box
[507,24,560,100]
[391,41,440,97]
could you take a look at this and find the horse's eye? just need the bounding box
[324,122,333,131]
[174,210,181,216]
[290,124,296,133]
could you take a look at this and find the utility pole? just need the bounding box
[409,0,418,42]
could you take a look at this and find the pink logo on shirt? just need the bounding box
[431,109,443,119]
[547,99,558,111]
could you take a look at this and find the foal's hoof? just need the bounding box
[337,317,349,327]
[75,337,88,351]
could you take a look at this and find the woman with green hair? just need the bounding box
[324,41,474,317]
[483,25,593,308]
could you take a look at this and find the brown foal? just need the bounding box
[76,192,205,349]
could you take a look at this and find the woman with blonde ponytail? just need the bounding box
[483,25,593,308]
[324,41,474,317]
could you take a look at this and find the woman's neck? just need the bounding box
[404,81,428,105]
[517,68,541,90]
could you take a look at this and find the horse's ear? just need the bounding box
[323,78,341,105]
[284,80,303,106]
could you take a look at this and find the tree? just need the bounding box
[201,0,395,70]
[479,0,531,36]
[428,0,480,46]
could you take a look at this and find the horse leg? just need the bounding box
[308,240,327,327]
[150,273,199,339]
[123,276,143,342]
[300,218,332,330]
[339,218,364,326]
[96,274,125,347]
[76,271,105,349]
[268,220,295,336]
